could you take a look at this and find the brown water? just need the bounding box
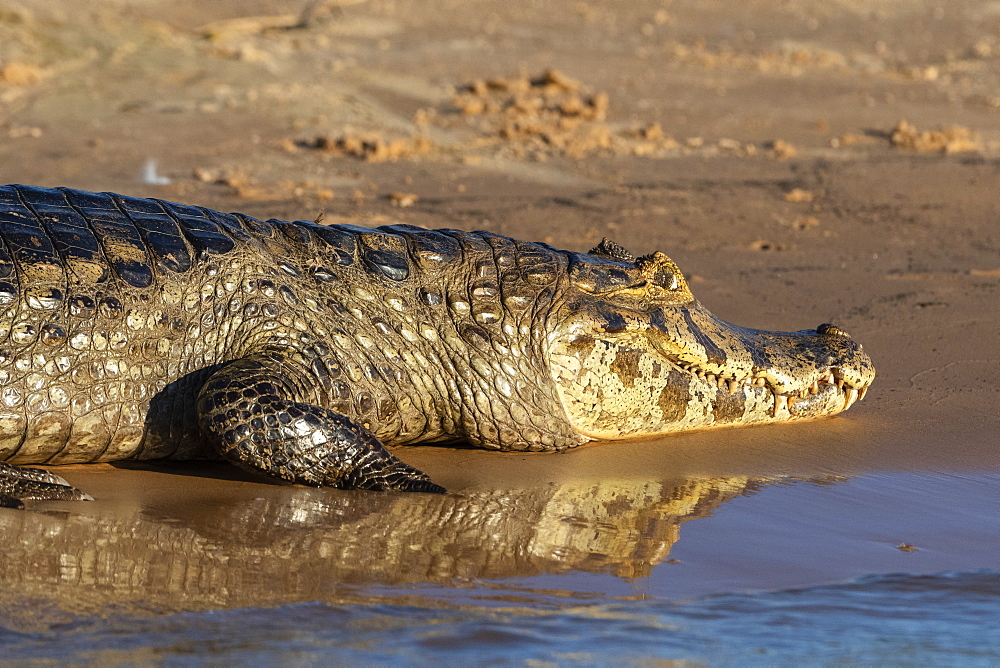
[2,466,998,663]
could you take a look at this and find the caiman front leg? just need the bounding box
[197,349,446,494]
[0,462,93,509]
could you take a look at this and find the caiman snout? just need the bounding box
[732,314,875,418]
[548,298,877,441]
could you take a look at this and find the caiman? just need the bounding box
[0,185,875,508]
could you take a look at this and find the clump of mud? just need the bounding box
[889,120,980,154]
[443,68,675,159]
[453,68,607,122]
[767,139,797,159]
[457,74,611,158]
[0,62,45,86]
[294,69,685,163]
[294,134,433,163]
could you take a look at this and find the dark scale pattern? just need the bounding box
[0,461,92,508]
[60,188,154,288]
[22,187,110,286]
[113,193,194,274]
[156,199,238,255]
[0,187,64,285]
[0,185,588,503]
[196,350,444,492]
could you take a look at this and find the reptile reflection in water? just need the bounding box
[0,475,753,622]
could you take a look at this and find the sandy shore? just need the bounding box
[0,0,998,626]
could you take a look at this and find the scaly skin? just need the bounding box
[0,185,875,506]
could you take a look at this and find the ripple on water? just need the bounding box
[2,570,998,664]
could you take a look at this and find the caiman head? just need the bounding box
[548,239,876,440]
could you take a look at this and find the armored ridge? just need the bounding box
[0,185,875,507]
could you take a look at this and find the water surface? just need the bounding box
[2,467,997,664]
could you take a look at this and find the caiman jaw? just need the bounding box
[654,316,875,420]
[668,351,871,418]
[549,301,877,440]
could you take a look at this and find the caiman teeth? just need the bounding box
[844,387,859,411]
[669,358,871,411]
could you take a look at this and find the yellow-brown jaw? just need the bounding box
[549,241,876,441]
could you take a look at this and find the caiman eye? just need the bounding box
[635,251,691,302]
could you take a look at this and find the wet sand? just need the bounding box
[0,0,998,656]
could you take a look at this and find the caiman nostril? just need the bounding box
[817,323,852,338]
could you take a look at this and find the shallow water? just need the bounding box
[7,570,1000,665]
[2,471,998,664]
